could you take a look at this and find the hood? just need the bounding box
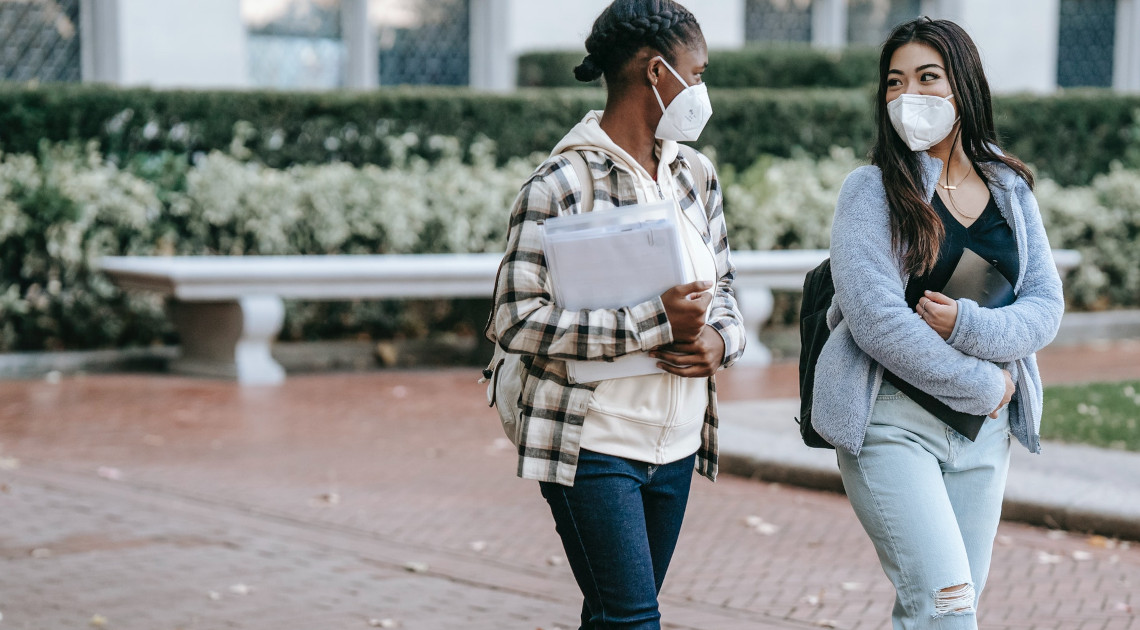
[551,110,680,185]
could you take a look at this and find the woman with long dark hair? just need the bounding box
[486,1,745,628]
[811,17,1064,629]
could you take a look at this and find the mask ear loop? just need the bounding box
[650,56,690,114]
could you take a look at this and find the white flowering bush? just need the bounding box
[1037,164,1140,309]
[719,146,863,250]
[1,133,1137,353]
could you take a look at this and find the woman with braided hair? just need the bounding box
[486,1,745,627]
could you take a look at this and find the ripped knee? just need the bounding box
[933,583,975,617]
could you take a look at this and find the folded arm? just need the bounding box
[830,169,1006,416]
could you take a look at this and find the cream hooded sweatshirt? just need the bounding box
[549,111,718,466]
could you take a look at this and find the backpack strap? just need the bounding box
[561,150,594,214]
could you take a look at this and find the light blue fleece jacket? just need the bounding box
[812,151,1065,455]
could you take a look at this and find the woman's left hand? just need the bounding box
[918,290,958,340]
[650,325,725,378]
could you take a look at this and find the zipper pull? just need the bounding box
[656,181,664,199]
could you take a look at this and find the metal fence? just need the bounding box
[0,0,81,83]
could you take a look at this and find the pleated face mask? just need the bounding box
[651,56,713,142]
[888,93,958,151]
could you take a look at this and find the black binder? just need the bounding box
[884,248,1016,441]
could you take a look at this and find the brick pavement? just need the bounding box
[0,342,1138,629]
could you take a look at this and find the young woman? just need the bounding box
[811,18,1064,630]
[486,1,745,627]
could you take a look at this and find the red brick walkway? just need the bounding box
[0,341,1137,629]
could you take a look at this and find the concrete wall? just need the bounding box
[83,0,247,88]
[940,0,1061,94]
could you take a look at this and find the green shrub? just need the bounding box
[518,46,880,89]
[2,137,1138,353]
[1,84,1138,186]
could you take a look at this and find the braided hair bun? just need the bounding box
[575,0,702,84]
[574,55,604,82]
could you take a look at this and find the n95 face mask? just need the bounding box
[887,93,958,152]
[651,56,713,142]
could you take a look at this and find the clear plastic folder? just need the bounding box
[540,201,689,383]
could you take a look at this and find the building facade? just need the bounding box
[0,0,1136,93]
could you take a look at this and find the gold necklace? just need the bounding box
[938,166,971,191]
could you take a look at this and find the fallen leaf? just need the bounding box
[996,535,1013,546]
[1046,530,1067,540]
[1113,601,1133,613]
[1087,535,1112,548]
[469,540,488,553]
[1037,551,1063,564]
[207,591,221,601]
[368,619,398,628]
[90,614,108,627]
[801,594,821,606]
[546,555,565,567]
[0,457,20,471]
[319,492,340,505]
[1071,550,1092,561]
[815,620,839,628]
[229,583,252,595]
[96,467,123,481]
[403,561,429,574]
[840,581,864,591]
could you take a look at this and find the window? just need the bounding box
[846,0,921,46]
[375,0,469,86]
[1056,0,1115,88]
[0,0,81,83]
[243,0,345,89]
[745,0,813,44]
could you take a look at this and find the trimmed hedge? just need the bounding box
[1,84,1138,186]
[518,46,880,89]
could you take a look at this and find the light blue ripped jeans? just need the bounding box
[837,380,1011,630]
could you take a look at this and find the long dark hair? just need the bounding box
[574,0,703,85]
[872,17,1034,276]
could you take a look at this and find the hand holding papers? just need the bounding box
[540,201,691,383]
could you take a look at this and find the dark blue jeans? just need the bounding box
[539,449,696,630]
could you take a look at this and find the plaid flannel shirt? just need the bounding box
[489,147,746,486]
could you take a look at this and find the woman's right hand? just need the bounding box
[661,281,713,343]
[990,369,1015,418]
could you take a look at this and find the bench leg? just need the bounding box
[168,296,286,385]
[734,286,773,366]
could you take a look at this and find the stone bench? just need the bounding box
[98,249,1081,385]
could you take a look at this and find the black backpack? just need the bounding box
[796,258,836,449]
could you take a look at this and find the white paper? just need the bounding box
[540,201,687,383]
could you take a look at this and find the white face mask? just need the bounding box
[651,56,712,142]
[887,93,958,152]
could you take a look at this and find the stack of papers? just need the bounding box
[541,201,689,383]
